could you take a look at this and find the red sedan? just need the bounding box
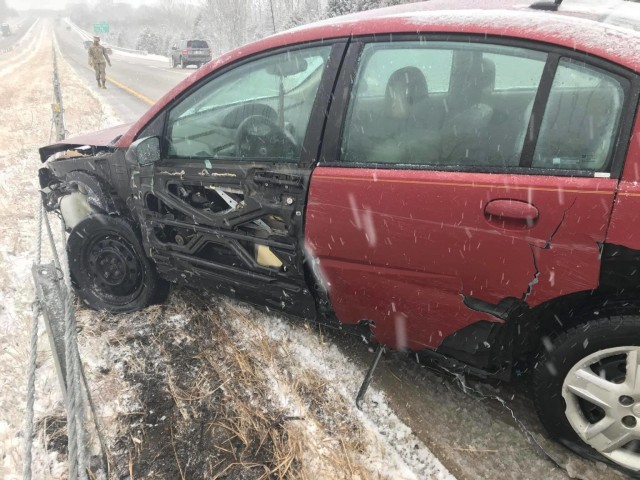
[39,0,640,474]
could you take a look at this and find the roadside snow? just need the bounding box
[0,20,44,77]
[226,302,454,480]
[0,19,124,479]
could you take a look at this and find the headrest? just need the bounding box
[385,66,429,106]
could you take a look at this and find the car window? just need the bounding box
[532,59,624,172]
[340,42,547,167]
[165,45,331,161]
[484,52,545,90]
[352,47,453,97]
[187,40,208,48]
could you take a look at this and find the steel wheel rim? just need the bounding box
[563,346,640,470]
[85,233,144,303]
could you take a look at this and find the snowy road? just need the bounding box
[0,17,36,53]
[0,18,631,480]
[53,19,192,121]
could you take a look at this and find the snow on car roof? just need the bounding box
[271,0,640,71]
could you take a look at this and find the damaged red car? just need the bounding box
[39,0,640,474]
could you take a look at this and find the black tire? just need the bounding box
[533,316,640,477]
[67,214,169,313]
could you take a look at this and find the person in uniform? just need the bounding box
[88,36,111,89]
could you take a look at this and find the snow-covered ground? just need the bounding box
[0,19,455,479]
[0,18,120,480]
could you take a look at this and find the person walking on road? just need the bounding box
[88,36,111,89]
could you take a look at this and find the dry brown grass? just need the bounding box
[73,289,391,479]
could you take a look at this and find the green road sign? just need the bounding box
[93,22,109,34]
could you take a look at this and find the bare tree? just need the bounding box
[201,0,251,54]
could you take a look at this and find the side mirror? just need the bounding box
[125,136,160,166]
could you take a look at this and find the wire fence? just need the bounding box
[23,46,106,480]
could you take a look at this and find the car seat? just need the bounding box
[441,56,496,165]
[369,67,442,164]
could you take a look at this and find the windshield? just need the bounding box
[181,48,328,116]
[187,40,208,48]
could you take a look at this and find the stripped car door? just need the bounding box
[128,43,345,318]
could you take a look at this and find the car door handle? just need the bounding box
[484,199,539,222]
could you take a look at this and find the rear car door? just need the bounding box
[128,42,346,318]
[306,37,636,350]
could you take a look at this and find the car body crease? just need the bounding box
[523,198,577,301]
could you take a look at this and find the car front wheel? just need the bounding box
[67,214,169,313]
[533,317,640,476]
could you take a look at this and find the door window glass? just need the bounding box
[166,45,331,161]
[340,42,547,167]
[352,47,453,97]
[532,59,624,172]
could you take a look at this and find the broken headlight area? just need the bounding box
[39,168,72,210]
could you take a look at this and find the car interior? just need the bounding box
[165,49,328,162]
[163,42,624,174]
[342,45,624,172]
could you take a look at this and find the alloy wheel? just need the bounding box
[563,346,640,470]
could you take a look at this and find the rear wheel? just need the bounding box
[533,317,640,476]
[67,214,169,313]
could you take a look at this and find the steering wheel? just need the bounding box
[235,115,298,159]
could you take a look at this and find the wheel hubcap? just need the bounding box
[563,346,640,470]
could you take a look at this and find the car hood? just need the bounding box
[39,123,133,162]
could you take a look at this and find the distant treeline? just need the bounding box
[1,0,19,20]
[64,0,410,56]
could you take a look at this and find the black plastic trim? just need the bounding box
[300,41,349,169]
[317,162,602,178]
[520,54,559,168]
[321,41,364,165]
[599,243,640,291]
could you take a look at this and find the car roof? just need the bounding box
[116,0,640,148]
[273,0,640,71]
